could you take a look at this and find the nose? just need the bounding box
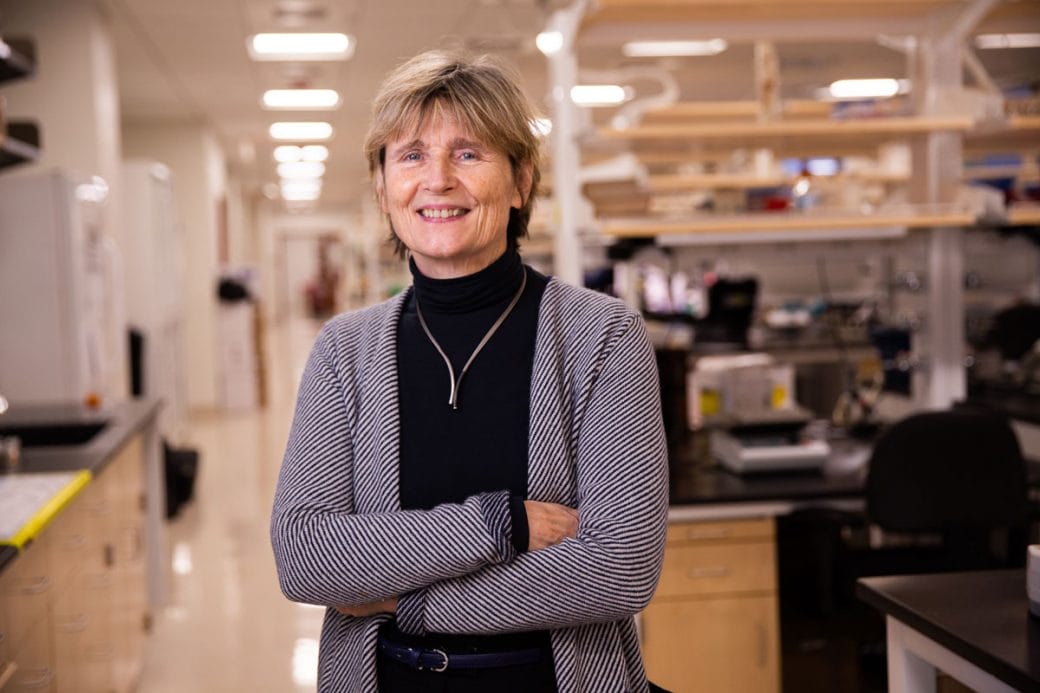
[423,152,455,193]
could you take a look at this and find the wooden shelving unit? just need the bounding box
[599,206,976,238]
[536,1,1040,689]
[596,115,976,145]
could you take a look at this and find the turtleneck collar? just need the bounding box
[410,244,524,314]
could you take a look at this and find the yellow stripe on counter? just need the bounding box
[0,470,92,549]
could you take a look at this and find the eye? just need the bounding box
[402,151,422,162]
[459,150,479,161]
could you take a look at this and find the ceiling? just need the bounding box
[101,0,557,211]
[98,0,1039,213]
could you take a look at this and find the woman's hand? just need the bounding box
[524,500,578,552]
[335,597,398,618]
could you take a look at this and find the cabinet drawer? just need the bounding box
[656,541,775,598]
[7,617,55,692]
[642,594,779,693]
[666,517,774,546]
[0,541,53,647]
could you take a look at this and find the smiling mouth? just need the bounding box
[419,208,468,219]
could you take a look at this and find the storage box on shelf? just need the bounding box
[0,435,149,693]
[641,516,780,693]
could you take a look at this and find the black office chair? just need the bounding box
[778,408,1030,692]
[862,407,1029,573]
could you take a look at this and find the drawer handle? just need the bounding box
[18,667,54,689]
[57,613,90,632]
[61,533,87,550]
[685,527,730,540]
[757,622,768,668]
[82,500,110,514]
[85,643,115,661]
[21,576,49,595]
[84,572,113,589]
[687,566,731,579]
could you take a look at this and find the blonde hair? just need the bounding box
[364,50,542,257]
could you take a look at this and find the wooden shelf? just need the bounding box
[597,116,976,145]
[1008,204,1040,226]
[598,206,976,238]
[580,0,982,42]
[966,115,1040,152]
[643,99,832,122]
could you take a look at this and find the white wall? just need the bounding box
[122,123,226,411]
[0,0,129,402]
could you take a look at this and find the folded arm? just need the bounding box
[270,328,519,608]
[396,316,669,634]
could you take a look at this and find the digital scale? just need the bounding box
[710,409,830,474]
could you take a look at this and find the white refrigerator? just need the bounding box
[0,169,126,407]
[121,160,188,440]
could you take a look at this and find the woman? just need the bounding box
[271,50,669,693]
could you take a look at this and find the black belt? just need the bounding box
[377,633,542,672]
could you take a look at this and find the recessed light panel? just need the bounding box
[263,89,341,110]
[249,33,354,61]
[269,122,333,141]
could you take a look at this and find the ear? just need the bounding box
[512,161,534,209]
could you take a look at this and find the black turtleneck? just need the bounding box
[397,244,547,536]
[392,244,549,652]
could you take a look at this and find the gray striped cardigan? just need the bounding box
[271,277,669,692]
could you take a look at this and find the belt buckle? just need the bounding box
[420,648,448,673]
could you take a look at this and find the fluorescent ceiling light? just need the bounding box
[269,122,333,141]
[249,33,354,61]
[536,31,564,56]
[280,178,322,192]
[828,78,902,100]
[277,161,325,178]
[300,145,329,162]
[975,33,1040,49]
[282,189,322,201]
[263,89,341,110]
[571,85,630,106]
[530,118,552,137]
[274,144,329,162]
[622,39,727,57]
[281,179,322,200]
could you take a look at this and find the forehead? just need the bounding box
[387,108,483,148]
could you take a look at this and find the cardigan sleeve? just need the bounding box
[270,323,517,608]
[397,314,669,635]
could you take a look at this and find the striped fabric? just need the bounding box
[272,278,669,692]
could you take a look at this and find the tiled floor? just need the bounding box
[138,315,326,692]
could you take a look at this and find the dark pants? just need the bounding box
[376,646,559,692]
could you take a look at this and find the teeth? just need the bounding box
[420,208,465,219]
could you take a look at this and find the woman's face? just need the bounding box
[377,112,530,279]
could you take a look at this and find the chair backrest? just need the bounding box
[866,408,1028,533]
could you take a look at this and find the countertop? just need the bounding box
[668,427,1040,512]
[6,398,161,475]
[966,388,1040,426]
[857,570,1040,693]
[669,434,872,508]
[0,397,160,572]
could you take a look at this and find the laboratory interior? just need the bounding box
[1,0,1039,691]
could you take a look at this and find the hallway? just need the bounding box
[138,315,326,692]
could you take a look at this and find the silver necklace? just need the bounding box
[415,269,527,410]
